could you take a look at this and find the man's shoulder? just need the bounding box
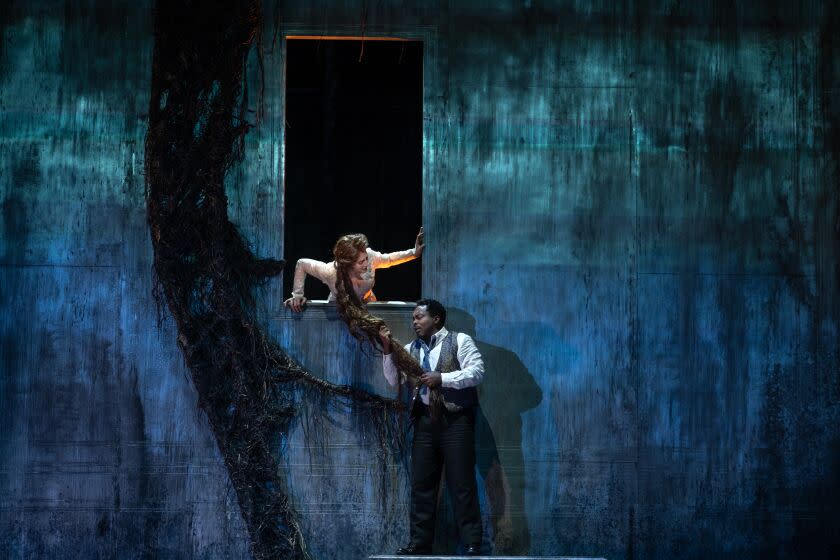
[454,332,479,348]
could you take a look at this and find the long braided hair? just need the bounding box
[332,234,445,418]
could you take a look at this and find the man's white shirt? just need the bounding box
[382,327,484,405]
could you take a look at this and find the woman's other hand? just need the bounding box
[284,295,307,312]
[414,226,425,257]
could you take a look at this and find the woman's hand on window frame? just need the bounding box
[284,294,307,313]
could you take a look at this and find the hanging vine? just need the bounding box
[144,1,406,558]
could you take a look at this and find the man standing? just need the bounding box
[379,299,484,556]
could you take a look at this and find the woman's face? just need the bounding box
[352,250,369,275]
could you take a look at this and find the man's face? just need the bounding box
[352,250,369,275]
[412,305,439,339]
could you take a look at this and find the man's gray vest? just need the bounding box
[410,331,479,412]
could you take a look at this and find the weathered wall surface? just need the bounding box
[2,1,839,559]
[0,2,251,558]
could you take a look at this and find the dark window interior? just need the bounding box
[283,38,423,302]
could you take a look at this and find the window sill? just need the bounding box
[275,300,416,321]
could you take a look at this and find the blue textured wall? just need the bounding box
[0,2,252,557]
[2,1,839,559]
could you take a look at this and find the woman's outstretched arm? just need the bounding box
[371,227,424,270]
[284,258,335,311]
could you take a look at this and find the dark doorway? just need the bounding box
[283,38,423,302]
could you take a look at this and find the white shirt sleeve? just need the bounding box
[382,342,413,387]
[440,333,484,389]
[291,258,336,297]
[369,247,416,270]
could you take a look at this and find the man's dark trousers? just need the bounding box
[410,404,482,549]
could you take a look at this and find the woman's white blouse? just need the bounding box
[291,247,416,302]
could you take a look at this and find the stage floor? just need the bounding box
[370,556,607,559]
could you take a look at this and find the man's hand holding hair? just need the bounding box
[420,371,442,388]
[378,325,392,354]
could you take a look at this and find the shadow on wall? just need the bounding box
[433,307,543,555]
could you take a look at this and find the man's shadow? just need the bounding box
[433,308,543,555]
